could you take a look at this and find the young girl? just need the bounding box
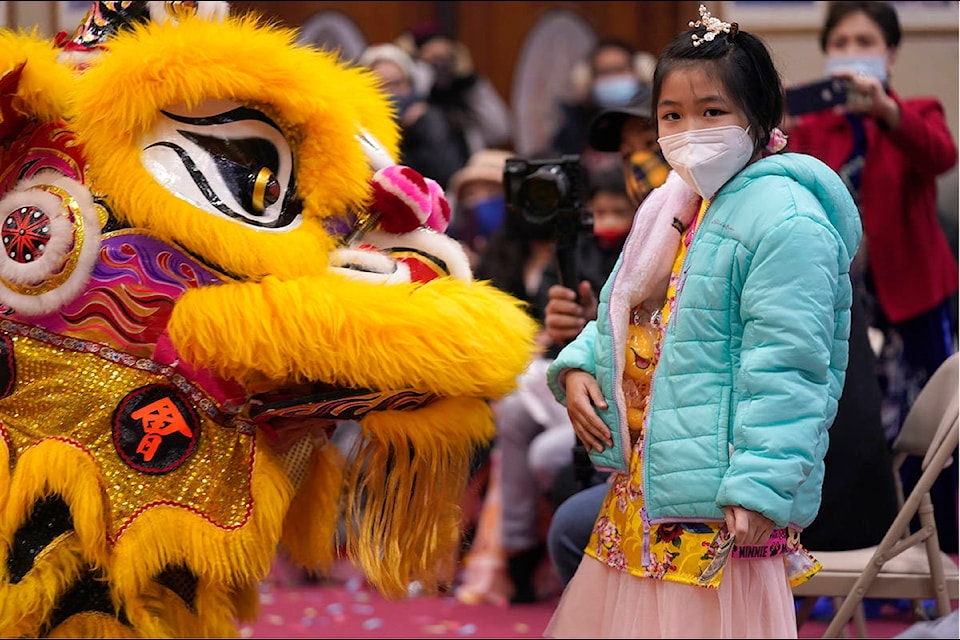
[544,6,862,638]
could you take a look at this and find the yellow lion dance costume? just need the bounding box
[0,2,539,637]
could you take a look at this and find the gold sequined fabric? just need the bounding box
[0,334,256,539]
[0,323,279,638]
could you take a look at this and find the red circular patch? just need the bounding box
[112,384,201,474]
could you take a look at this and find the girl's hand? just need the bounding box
[723,505,775,547]
[564,369,612,452]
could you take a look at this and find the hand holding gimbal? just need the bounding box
[504,155,597,492]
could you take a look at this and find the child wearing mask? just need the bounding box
[544,5,861,637]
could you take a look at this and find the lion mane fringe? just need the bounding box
[0,437,294,638]
[343,396,494,599]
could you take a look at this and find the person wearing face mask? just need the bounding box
[358,43,468,189]
[587,87,671,211]
[544,6,863,636]
[586,171,640,252]
[544,12,900,602]
[549,39,657,179]
[785,1,959,554]
[446,149,512,271]
[398,24,512,161]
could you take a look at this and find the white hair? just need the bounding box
[358,43,416,81]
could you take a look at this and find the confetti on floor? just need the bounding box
[239,557,936,639]
[239,558,559,639]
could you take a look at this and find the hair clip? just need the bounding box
[766,127,788,154]
[689,4,735,47]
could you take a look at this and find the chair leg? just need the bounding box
[851,601,868,639]
[827,598,868,639]
[795,596,818,630]
[910,599,929,622]
[825,596,858,638]
[918,494,954,618]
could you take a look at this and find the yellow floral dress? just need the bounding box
[585,200,821,590]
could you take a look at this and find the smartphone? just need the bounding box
[785,77,849,116]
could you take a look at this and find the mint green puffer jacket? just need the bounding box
[548,153,861,530]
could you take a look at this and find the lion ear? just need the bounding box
[0,171,104,316]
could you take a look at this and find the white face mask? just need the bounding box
[657,125,754,199]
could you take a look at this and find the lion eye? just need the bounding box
[139,100,302,230]
[251,167,280,213]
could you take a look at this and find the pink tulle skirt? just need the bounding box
[544,555,798,639]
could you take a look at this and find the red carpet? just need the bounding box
[240,559,557,639]
[240,558,940,639]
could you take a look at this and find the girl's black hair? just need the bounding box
[651,24,783,156]
[818,1,901,52]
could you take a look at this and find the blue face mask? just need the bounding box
[825,54,888,84]
[451,195,506,243]
[592,74,640,108]
[472,195,506,237]
[387,92,421,119]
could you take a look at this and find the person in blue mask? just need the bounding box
[549,39,655,179]
[446,149,512,271]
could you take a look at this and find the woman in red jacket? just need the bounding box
[785,0,958,551]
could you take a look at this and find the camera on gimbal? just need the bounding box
[503,155,593,288]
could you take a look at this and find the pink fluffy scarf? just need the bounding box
[604,170,703,469]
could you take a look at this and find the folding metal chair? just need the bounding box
[794,352,960,638]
